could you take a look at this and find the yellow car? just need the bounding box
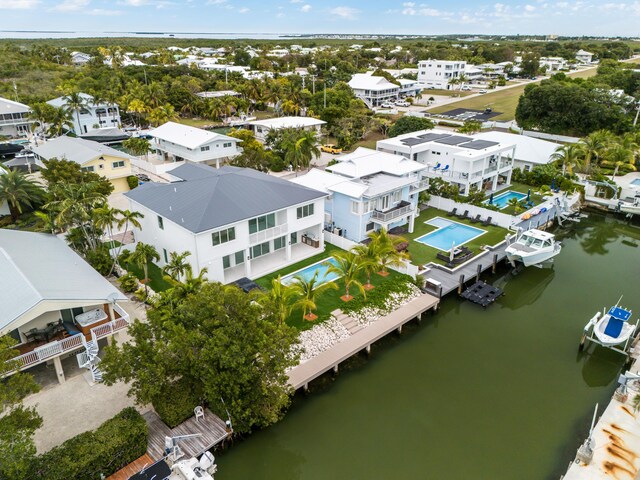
[321,144,342,154]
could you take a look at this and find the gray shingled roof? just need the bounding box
[125,164,327,234]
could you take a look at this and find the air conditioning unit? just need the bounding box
[333,227,342,236]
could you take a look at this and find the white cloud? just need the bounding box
[238,6,249,12]
[290,0,302,3]
[119,0,148,5]
[276,11,284,16]
[52,0,89,11]
[300,3,311,12]
[207,0,226,4]
[329,5,358,18]
[0,0,38,8]
[524,4,536,11]
[88,8,122,14]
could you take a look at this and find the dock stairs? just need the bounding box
[333,310,364,335]
[76,337,103,383]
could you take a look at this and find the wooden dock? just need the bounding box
[144,409,230,461]
[106,453,155,480]
[287,293,439,391]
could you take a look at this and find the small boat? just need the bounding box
[505,228,561,267]
[580,300,638,356]
[618,198,640,216]
[129,451,217,480]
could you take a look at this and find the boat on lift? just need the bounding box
[129,451,218,480]
[505,228,561,267]
[618,197,640,216]
[580,299,638,356]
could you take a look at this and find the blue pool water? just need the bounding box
[415,218,486,251]
[486,190,528,209]
[631,178,640,187]
[281,257,340,285]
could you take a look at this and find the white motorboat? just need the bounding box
[580,301,638,356]
[618,198,640,216]
[505,228,561,267]
[129,451,217,480]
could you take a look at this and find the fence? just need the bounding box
[426,196,517,229]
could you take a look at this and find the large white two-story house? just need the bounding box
[0,230,129,385]
[291,148,429,243]
[377,129,516,195]
[348,73,400,108]
[125,164,328,284]
[417,60,467,90]
[149,122,242,169]
[246,116,326,142]
[0,97,34,138]
[47,93,121,135]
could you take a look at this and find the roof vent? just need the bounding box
[169,206,172,211]
[181,218,184,223]
[174,187,177,192]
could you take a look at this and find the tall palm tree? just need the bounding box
[166,266,208,301]
[295,129,321,171]
[351,241,381,290]
[162,251,191,281]
[325,251,366,302]
[551,143,584,176]
[578,133,607,174]
[127,242,160,293]
[0,169,45,222]
[368,228,409,276]
[122,137,151,159]
[603,145,636,177]
[63,91,88,134]
[148,104,178,127]
[127,99,150,127]
[291,272,337,321]
[46,107,73,138]
[112,209,144,270]
[254,276,298,324]
[92,205,123,244]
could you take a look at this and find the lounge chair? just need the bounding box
[482,216,493,226]
[432,162,441,171]
[457,209,469,219]
[448,207,458,217]
[441,165,449,174]
[470,214,481,223]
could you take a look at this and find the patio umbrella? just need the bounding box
[449,241,456,263]
[551,178,556,191]
[488,193,494,205]
[526,189,531,202]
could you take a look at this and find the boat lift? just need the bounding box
[579,298,639,356]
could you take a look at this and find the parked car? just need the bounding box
[137,173,151,182]
[461,85,472,91]
[395,100,410,107]
[380,102,395,108]
[320,144,342,154]
[478,89,488,94]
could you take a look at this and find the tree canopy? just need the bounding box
[388,115,435,138]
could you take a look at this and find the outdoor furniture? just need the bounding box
[457,210,469,219]
[470,214,481,223]
[440,165,449,174]
[482,216,493,226]
[194,406,205,423]
[63,321,82,336]
[432,162,441,171]
[25,328,46,344]
[447,207,458,217]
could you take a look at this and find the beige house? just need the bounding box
[32,136,134,193]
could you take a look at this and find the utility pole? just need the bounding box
[323,83,327,109]
[310,75,316,94]
[634,101,640,127]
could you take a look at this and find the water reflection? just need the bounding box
[578,348,624,387]
[579,215,621,256]
[495,267,555,310]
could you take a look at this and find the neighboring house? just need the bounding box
[539,56,567,72]
[472,131,561,172]
[71,51,93,66]
[47,92,121,135]
[246,116,326,142]
[291,147,429,242]
[196,90,241,99]
[575,49,594,64]
[0,96,34,138]
[377,129,516,195]
[348,73,400,108]
[417,59,467,89]
[32,136,134,193]
[267,49,290,57]
[0,229,129,384]
[125,164,327,284]
[398,79,422,97]
[149,121,242,169]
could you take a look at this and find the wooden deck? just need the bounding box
[287,293,440,390]
[144,409,230,461]
[106,453,155,480]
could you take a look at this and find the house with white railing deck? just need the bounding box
[0,230,129,384]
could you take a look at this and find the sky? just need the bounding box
[0,0,638,37]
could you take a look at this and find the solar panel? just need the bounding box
[435,135,472,145]
[401,137,433,146]
[461,140,500,150]
[417,133,451,142]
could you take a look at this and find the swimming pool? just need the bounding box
[281,257,340,286]
[486,190,528,209]
[631,178,640,187]
[415,217,486,251]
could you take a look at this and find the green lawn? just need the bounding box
[177,117,221,129]
[123,261,173,293]
[255,244,406,332]
[405,208,509,266]
[422,89,474,98]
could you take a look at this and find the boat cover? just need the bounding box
[608,306,632,322]
[604,318,625,338]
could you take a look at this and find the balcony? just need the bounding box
[371,201,414,224]
[409,178,429,193]
[249,223,288,245]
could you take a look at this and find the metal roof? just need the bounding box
[149,122,238,150]
[32,136,134,165]
[461,139,500,150]
[126,164,327,233]
[0,230,126,335]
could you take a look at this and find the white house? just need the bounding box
[539,56,568,72]
[246,116,326,142]
[71,51,93,66]
[149,121,242,169]
[47,93,121,135]
[0,229,129,384]
[377,129,516,195]
[575,49,594,64]
[472,131,561,172]
[125,163,328,284]
[0,97,33,138]
[398,79,421,97]
[417,59,467,89]
[348,73,400,108]
[292,147,429,242]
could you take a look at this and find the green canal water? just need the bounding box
[217,212,640,480]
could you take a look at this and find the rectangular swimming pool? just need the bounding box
[281,257,340,286]
[415,217,486,251]
[486,190,527,209]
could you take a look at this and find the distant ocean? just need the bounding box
[0,31,302,40]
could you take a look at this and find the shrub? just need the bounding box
[134,287,148,302]
[341,276,413,315]
[152,378,204,428]
[118,273,139,293]
[30,407,147,480]
[86,247,113,276]
[127,175,139,189]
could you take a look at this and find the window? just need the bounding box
[274,236,286,250]
[381,195,390,210]
[393,190,401,202]
[251,241,270,258]
[249,213,275,234]
[163,248,168,263]
[234,250,244,265]
[112,160,125,169]
[290,232,298,244]
[296,203,314,219]
[366,222,375,232]
[200,146,210,152]
[157,216,164,230]
[222,255,231,269]
[212,227,236,246]
[82,166,95,172]
[351,201,360,215]
[223,142,232,148]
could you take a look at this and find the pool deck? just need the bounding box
[287,293,440,391]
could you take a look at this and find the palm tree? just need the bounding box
[578,133,607,174]
[148,104,178,126]
[254,276,298,324]
[122,137,151,159]
[127,242,160,293]
[295,129,322,171]
[127,99,150,127]
[507,197,524,214]
[551,143,584,176]
[162,251,191,281]
[0,169,45,222]
[368,228,409,276]
[351,241,381,290]
[46,107,73,138]
[165,266,208,301]
[325,252,366,302]
[291,272,338,321]
[112,209,144,270]
[63,91,89,134]
[92,205,123,244]
[604,145,636,177]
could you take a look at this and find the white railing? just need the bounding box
[371,204,414,223]
[409,179,430,193]
[249,223,288,245]
[323,230,358,250]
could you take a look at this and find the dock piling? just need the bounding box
[476,264,482,282]
[458,275,465,295]
[492,254,498,274]
[365,345,371,356]
[333,364,339,375]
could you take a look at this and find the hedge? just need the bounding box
[127,175,139,189]
[152,378,203,428]
[30,407,147,480]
